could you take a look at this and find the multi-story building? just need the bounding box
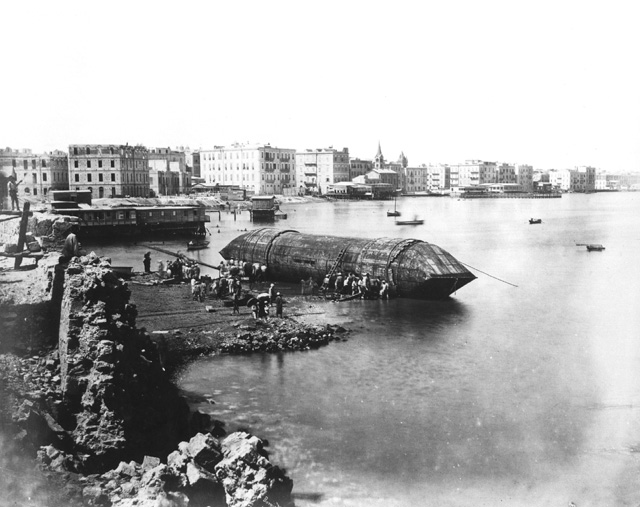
[295,147,350,195]
[403,164,450,193]
[200,143,296,196]
[496,163,516,184]
[514,164,534,192]
[349,158,373,181]
[68,144,150,198]
[0,147,69,203]
[148,147,190,196]
[548,166,595,192]
[449,160,499,189]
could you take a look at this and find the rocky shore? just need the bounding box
[0,214,348,507]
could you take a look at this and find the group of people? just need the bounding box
[249,284,284,320]
[218,258,267,286]
[154,254,200,281]
[319,271,391,300]
[145,252,284,318]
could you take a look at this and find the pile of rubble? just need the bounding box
[37,432,293,507]
[219,321,349,354]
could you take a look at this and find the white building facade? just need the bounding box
[295,148,350,195]
[200,143,295,195]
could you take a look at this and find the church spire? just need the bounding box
[374,142,385,169]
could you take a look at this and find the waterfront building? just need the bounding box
[574,166,596,192]
[148,147,190,196]
[200,143,295,196]
[363,168,399,189]
[349,158,373,180]
[621,172,640,189]
[68,144,150,198]
[549,166,596,192]
[514,164,534,192]
[295,147,349,196]
[0,147,69,204]
[496,163,516,184]
[403,164,450,193]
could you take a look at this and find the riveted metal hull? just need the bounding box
[220,228,476,299]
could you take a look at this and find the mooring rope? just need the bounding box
[460,262,518,287]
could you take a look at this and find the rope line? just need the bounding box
[460,262,518,287]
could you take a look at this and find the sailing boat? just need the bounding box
[387,195,401,217]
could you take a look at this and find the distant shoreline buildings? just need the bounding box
[1,141,639,205]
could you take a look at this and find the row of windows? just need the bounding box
[202,151,295,161]
[72,146,117,156]
[74,159,116,168]
[73,173,116,183]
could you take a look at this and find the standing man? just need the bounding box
[143,252,152,273]
[9,176,22,211]
[275,292,284,318]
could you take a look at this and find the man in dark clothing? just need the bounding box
[275,292,284,318]
[9,177,21,211]
[143,252,151,273]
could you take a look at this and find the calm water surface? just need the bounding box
[96,193,640,506]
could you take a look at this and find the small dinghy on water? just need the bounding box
[187,240,210,251]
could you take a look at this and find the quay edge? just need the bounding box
[220,228,476,299]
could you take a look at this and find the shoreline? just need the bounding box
[0,252,349,507]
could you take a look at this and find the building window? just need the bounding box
[87,174,92,182]
[98,160,102,168]
[33,188,37,196]
[99,173,103,182]
[23,160,28,169]
[42,160,47,168]
[74,160,78,168]
[43,173,47,182]
[73,147,78,155]
[111,173,115,181]
[110,160,115,168]
[75,174,79,182]
[87,160,92,168]
[86,147,90,155]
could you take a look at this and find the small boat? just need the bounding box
[529,218,542,224]
[387,196,401,217]
[187,240,210,251]
[395,215,424,226]
[586,244,605,252]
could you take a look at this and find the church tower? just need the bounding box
[374,142,385,169]
[398,151,408,169]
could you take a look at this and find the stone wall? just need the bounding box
[58,253,192,472]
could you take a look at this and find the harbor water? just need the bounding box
[94,193,640,506]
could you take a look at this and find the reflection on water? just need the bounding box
[90,194,640,506]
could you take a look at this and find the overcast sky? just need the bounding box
[2,0,639,171]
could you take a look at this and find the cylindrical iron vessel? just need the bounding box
[220,228,475,300]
